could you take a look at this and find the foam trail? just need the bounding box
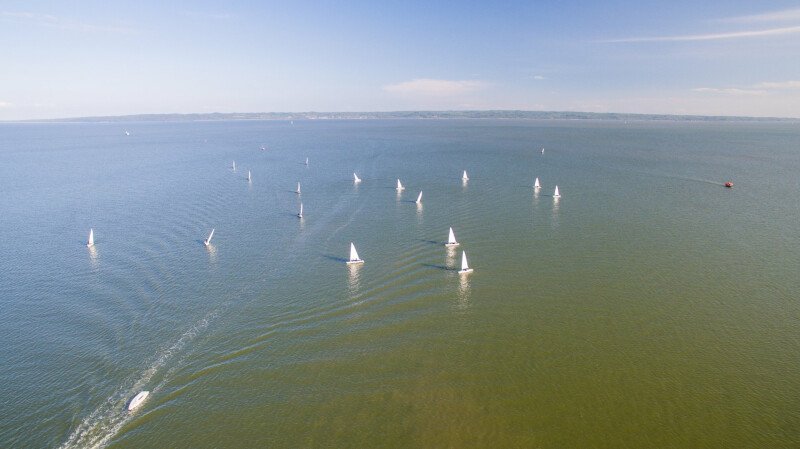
[58,311,217,449]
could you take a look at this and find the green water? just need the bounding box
[1,119,799,448]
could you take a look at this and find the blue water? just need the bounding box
[1,119,799,448]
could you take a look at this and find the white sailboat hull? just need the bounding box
[128,391,149,411]
[459,268,473,274]
[346,259,364,265]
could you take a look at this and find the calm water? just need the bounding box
[1,119,799,448]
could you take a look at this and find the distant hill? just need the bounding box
[22,110,798,123]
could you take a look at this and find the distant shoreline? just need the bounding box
[8,110,799,123]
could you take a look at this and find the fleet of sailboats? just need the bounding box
[86,153,578,412]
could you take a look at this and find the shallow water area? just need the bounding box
[1,119,799,448]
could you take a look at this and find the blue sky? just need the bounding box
[1,0,799,119]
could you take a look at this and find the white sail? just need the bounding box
[415,191,422,204]
[232,161,236,171]
[460,251,473,273]
[553,185,560,198]
[347,242,364,264]
[462,170,469,181]
[446,227,459,246]
[297,203,303,218]
[541,148,544,154]
[87,228,94,247]
[296,182,301,194]
[397,179,405,191]
[305,157,309,165]
[247,170,251,182]
[204,228,215,246]
[354,173,361,183]
[534,177,541,189]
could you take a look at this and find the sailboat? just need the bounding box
[87,228,94,247]
[353,173,361,183]
[462,170,469,181]
[534,177,541,189]
[297,203,303,218]
[247,170,251,182]
[445,227,459,247]
[541,148,545,154]
[459,251,473,274]
[296,182,301,194]
[346,242,364,264]
[396,179,405,191]
[204,228,215,246]
[415,191,422,204]
[232,161,236,171]
[124,130,130,136]
[305,157,309,166]
[553,185,561,198]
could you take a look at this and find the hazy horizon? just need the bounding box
[2,1,800,120]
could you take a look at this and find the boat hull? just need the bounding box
[128,391,149,411]
[346,259,364,265]
[459,268,473,274]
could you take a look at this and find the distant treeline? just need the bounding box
[27,110,797,123]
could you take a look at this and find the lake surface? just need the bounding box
[1,119,799,448]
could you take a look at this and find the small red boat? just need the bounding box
[724,181,733,188]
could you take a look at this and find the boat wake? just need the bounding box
[58,311,217,449]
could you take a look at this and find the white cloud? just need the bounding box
[599,25,800,43]
[694,80,800,95]
[692,87,766,95]
[720,8,800,23]
[0,101,13,108]
[0,11,136,33]
[754,80,800,89]
[183,11,234,20]
[383,79,487,96]
[533,75,546,80]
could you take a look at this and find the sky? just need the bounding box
[1,0,799,120]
